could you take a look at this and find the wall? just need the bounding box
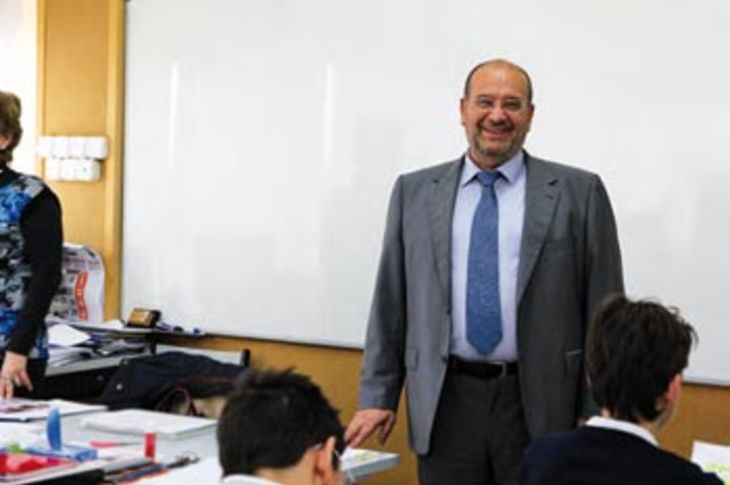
[38,1,728,484]
[0,0,37,174]
[37,0,124,319]
[123,0,730,383]
[661,383,730,457]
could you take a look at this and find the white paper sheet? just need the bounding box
[48,323,91,347]
[692,440,730,483]
[0,422,44,447]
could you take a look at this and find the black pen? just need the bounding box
[109,463,165,483]
[165,454,198,469]
[107,454,198,483]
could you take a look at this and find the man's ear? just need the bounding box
[666,373,682,407]
[525,103,535,130]
[459,98,467,126]
[314,436,339,485]
[656,373,682,429]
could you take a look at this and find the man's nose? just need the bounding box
[488,106,507,123]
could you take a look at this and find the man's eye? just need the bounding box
[503,102,521,110]
[477,100,493,108]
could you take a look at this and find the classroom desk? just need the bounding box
[45,352,150,378]
[60,409,398,483]
[0,411,216,484]
[62,411,217,466]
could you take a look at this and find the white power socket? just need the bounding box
[39,135,106,182]
[44,158,101,182]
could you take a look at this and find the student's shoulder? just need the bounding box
[523,430,588,485]
[524,429,581,464]
[526,426,644,465]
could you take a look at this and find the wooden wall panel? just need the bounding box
[37,0,124,319]
[41,0,108,131]
[661,383,730,457]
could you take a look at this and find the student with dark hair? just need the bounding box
[0,90,63,399]
[522,295,722,485]
[217,368,346,485]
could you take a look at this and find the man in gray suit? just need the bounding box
[345,59,624,484]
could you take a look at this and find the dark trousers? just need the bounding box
[418,370,530,485]
[0,357,47,398]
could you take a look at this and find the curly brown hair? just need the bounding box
[0,91,23,165]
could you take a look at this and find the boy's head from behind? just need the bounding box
[218,368,345,485]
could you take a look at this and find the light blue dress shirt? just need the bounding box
[450,151,526,362]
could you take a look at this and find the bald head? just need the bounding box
[463,59,533,103]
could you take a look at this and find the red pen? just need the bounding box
[144,432,156,459]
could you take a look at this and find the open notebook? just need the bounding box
[80,409,216,439]
[0,399,105,422]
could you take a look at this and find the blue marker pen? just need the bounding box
[47,407,62,451]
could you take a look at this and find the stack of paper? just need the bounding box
[0,422,44,448]
[48,346,95,367]
[81,410,216,439]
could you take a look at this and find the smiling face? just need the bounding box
[460,62,534,170]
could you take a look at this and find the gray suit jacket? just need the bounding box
[358,153,624,454]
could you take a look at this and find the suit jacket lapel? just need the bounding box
[517,155,560,304]
[428,158,463,306]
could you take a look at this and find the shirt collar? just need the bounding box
[586,416,658,446]
[221,475,282,485]
[460,150,525,187]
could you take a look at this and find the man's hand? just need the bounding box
[0,351,33,399]
[345,409,396,447]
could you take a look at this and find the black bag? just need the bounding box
[98,351,246,414]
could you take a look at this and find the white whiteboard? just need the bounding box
[123,0,730,382]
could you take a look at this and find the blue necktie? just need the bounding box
[466,171,502,354]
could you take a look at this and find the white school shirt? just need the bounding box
[450,151,526,362]
[221,475,282,485]
[586,416,658,446]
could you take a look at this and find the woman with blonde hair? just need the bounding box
[0,90,62,399]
